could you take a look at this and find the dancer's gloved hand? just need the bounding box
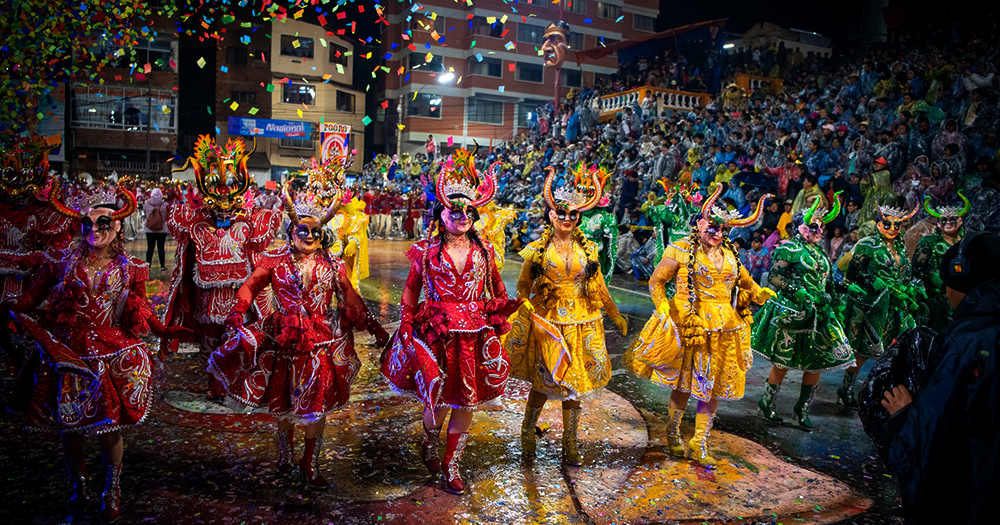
[930,272,944,287]
[343,240,358,259]
[225,312,244,333]
[655,301,670,318]
[611,314,628,336]
[793,288,811,304]
[755,287,777,304]
[518,300,535,315]
[873,277,888,291]
[847,283,864,295]
[372,323,391,348]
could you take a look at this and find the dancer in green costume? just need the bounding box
[752,193,855,431]
[911,193,968,332]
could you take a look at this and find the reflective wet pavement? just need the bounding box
[0,238,901,524]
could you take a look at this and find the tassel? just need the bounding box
[682,311,707,348]
[736,288,754,324]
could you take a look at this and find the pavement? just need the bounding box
[0,237,903,524]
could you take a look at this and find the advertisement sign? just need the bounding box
[228,117,311,139]
[320,123,351,163]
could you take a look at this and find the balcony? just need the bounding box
[599,87,712,121]
[71,84,178,132]
[727,73,784,96]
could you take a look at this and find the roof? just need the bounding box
[575,18,728,62]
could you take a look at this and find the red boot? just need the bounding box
[277,430,294,475]
[421,424,442,475]
[299,437,329,490]
[66,458,88,514]
[206,373,225,401]
[100,463,122,523]
[441,432,469,495]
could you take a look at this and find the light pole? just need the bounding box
[396,73,454,158]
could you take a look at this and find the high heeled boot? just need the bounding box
[66,458,88,514]
[206,373,225,401]
[837,370,859,409]
[99,462,122,523]
[561,408,583,466]
[757,381,784,423]
[276,430,294,474]
[666,408,686,457]
[688,413,718,469]
[441,432,469,495]
[520,405,543,456]
[299,436,329,490]
[793,384,817,431]
[421,423,442,474]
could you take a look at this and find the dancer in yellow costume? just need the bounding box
[474,201,516,270]
[509,163,628,466]
[623,184,776,468]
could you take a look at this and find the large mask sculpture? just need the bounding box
[542,21,570,68]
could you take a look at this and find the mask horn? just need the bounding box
[111,185,137,221]
[822,191,843,224]
[282,182,300,225]
[923,195,941,218]
[957,190,970,217]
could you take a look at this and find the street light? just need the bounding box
[437,72,455,83]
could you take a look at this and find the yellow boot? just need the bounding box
[561,408,583,466]
[688,413,717,469]
[666,408,686,457]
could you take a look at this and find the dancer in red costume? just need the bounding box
[381,146,521,495]
[3,181,191,523]
[161,135,281,399]
[0,135,76,375]
[208,159,389,489]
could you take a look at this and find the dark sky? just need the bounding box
[655,0,859,41]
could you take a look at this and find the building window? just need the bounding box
[409,53,445,73]
[282,83,316,105]
[517,62,544,83]
[408,93,442,119]
[467,56,502,77]
[226,46,248,65]
[409,16,446,34]
[594,72,614,84]
[471,16,504,38]
[254,49,267,63]
[231,91,256,105]
[518,24,545,45]
[568,32,585,50]
[105,38,173,71]
[279,35,314,58]
[564,0,586,15]
[467,99,504,125]
[329,43,349,67]
[518,100,549,127]
[522,0,548,6]
[71,84,177,132]
[336,90,356,113]
[561,69,582,88]
[596,2,620,19]
[633,14,656,32]
[279,138,314,150]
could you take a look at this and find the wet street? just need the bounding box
[0,238,902,524]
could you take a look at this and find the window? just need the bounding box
[336,90,356,113]
[71,84,177,132]
[231,91,256,105]
[596,2,620,19]
[253,49,267,63]
[329,43,349,67]
[104,38,173,71]
[467,99,504,125]
[599,36,619,47]
[226,46,247,65]
[279,138,314,150]
[561,69,582,88]
[517,62,544,83]
[518,100,548,127]
[564,0,586,15]
[279,35,314,58]
[521,0,548,6]
[408,93,442,118]
[471,16,504,38]
[409,53,445,73]
[568,32,584,50]
[282,83,315,105]
[594,72,614,84]
[467,56,502,77]
[633,14,656,32]
[518,24,545,45]
[409,16,446,34]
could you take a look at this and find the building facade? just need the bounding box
[378,0,658,157]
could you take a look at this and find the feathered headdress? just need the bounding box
[700,184,773,227]
[50,178,137,221]
[436,143,497,210]
[543,163,609,212]
[299,156,351,208]
[803,190,842,225]
[923,192,970,218]
[877,199,919,221]
[173,135,252,213]
[1,134,54,202]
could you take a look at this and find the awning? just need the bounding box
[575,18,728,62]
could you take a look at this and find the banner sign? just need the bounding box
[228,117,311,139]
[320,123,351,162]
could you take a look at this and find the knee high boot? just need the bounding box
[441,432,469,495]
[99,462,122,523]
[521,405,543,456]
[561,408,583,466]
[688,413,717,469]
[837,370,859,409]
[299,436,329,490]
[66,458,88,514]
[793,384,817,431]
[666,408,686,457]
[757,381,784,423]
[421,423,442,474]
[276,430,294,474]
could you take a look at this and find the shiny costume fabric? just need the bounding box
[0,200,75,301]
[329,198,369,291]
[624,237,763,401]
[844,235,916,358]
[910,230,956,332]
[751,239,855,371]
[381,237,519,411]
[208,246,378,424]
[10,255,157,434]
[508,237,620,400]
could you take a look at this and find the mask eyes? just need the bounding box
[294,225,323,240]
[705,225,730,236]
[448,210,470,221]
[82,216,113,233]
[941,217,960,225]
[807,222,825,233]
[880,220,902,231]
[555,211,580,222]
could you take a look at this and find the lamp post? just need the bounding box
[396,73,454,158]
